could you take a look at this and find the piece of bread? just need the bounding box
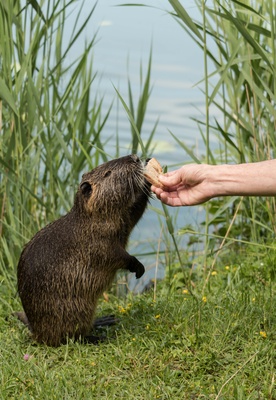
[144,158,164,188]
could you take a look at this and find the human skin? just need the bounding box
[151,160,276,207]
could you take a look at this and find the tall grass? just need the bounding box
[0,1,105,289]
[1,1,274,292]
[0,1,155,295]
[168,0,276,249]
[120,0,276,286]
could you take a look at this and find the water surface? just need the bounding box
[68,1,211,289]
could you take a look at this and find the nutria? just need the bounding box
[17,154,151,346]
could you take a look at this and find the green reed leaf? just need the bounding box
[0,78,18,115]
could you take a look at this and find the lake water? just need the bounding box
[67,1,216,290]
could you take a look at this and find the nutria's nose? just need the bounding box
[131,154,140,162]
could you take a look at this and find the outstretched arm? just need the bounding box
[151,160,276,207]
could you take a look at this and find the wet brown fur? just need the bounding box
[17,155,150,346]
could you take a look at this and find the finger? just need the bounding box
[161,170,178,178]
[151,185,163,195]
[159,192,184,207]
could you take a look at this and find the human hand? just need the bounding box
[151,164,215,207]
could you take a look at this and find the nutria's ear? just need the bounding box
[80,181,92,197]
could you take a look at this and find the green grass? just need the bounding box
[1,247,275,399]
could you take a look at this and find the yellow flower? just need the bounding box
[155,314,161,319]
[225,266,230,270]
[145,324,150,330]
[211,271,217,276]
[260,331,267,338]
[202,296,207,303]
[118,305,126,313]
[182,289,189,294]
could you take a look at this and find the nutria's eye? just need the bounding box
[80,181,92,197]
[104,170,112,178]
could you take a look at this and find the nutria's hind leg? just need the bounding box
[81,334,106,344]
[81,315,119,345]
[93,315,118,328]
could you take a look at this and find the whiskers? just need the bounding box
[132,166,152,198]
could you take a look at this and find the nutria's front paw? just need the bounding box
[127,256,145,279]
[135,262,145,279]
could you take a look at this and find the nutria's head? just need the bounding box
[74,155,151,227]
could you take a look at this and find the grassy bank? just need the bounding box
[1,246,275,399]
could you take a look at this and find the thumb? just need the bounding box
[159,171,182,187]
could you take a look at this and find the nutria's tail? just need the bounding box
[14,311,31,331]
